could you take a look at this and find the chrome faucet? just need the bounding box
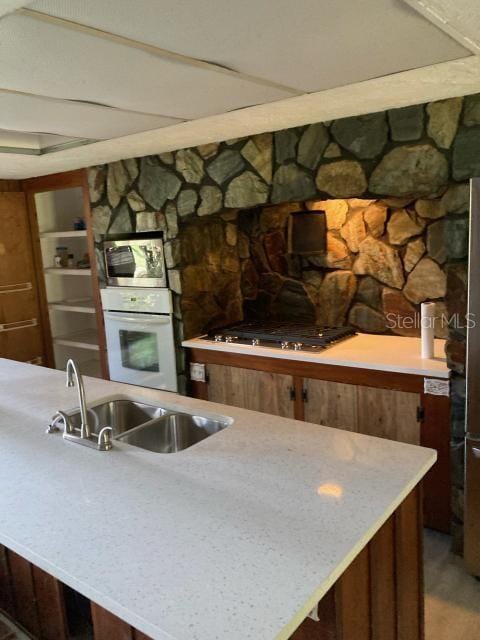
[66,359,91,439]
[46,359,112,451]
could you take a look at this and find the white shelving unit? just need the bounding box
[44,267,92,276]
[48,298,96,314]
[40,230,87,239]
[35,187,102,379]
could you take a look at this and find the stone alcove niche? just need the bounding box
[180,194,465,341]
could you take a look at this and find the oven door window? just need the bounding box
[119,329,160,372]
[106,245,164,280]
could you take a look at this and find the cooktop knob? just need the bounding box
[251,338,260,346]
[225,335,238,343]
[214,334,224,342]
[293,342,303,351]
[281,341,290,349]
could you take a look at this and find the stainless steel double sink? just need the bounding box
[66,399,231,454]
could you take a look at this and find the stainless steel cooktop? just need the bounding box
[202,321,356,352]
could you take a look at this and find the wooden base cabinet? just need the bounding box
[207,364,295,417]
[0,488,424,640]
[188,348,451,534]
[0,546,68,639]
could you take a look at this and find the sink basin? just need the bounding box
[67,399,168,436]
[116,413,229,453]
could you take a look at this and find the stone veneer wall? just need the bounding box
[88,93,480,551]
[222,195,467,338]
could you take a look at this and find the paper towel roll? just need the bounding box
[421,302,436,359]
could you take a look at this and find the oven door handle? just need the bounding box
[104,312,171,325]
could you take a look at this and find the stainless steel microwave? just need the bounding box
[103,236,167,287]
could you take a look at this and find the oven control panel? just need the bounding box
[100,287,173,314]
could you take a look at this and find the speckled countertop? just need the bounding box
[0,359,436,640]
[183,333,449,378]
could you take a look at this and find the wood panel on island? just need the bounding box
[189,348,451,534]
[0,485,424,640]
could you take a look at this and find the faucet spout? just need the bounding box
[66,359,91,439]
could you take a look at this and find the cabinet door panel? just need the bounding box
[357,386,420,444]
[32,564,69,640]
[304,378,358,431]
[0,545,15,618]
[91,602,133,640]
[207,365,294,418]
[7,550,41,637]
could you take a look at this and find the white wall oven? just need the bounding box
[103,234,167,287]
[101,288,177,392]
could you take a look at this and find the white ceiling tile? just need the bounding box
[0,91,182,139]
[0,130,42,149]
[0,14,292,119]
[29,0,470,92]
[1,54,479,179]
[0,1,33,18]
[404,0,480,53]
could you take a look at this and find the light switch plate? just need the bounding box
[190,362,206,383]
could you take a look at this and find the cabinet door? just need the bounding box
[303,378,358,431]
[207,364,295,418]
[357,386,420,445]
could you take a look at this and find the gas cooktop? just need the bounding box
[203,321,356,352]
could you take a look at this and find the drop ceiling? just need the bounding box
[0,0,478,179]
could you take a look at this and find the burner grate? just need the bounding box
[210,322,356,347]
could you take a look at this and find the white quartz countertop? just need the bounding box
[183,333,449,378]
[0,359,436,640]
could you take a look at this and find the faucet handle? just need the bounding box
[46,410,73,434]
[97,426,113,451]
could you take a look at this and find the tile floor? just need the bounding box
[425,529,480,640]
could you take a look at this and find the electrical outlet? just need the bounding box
[190,362,206,383]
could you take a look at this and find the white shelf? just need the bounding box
[49,299,96,314]
[40,230,87,239]
[44,268,92,276]
[53,329,99,351]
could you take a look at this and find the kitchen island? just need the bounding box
[0,359,435,640]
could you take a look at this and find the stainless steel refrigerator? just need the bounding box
[465,177,480,575]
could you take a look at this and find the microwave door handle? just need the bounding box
[104,313,170,325]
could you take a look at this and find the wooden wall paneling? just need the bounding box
[91,602,134,640]
[189,348,424,393]
[369,516,396,640]
[31,564,69,640]
[0,192,46,364]
[0,180,21,191]
[303,379,358,431]
[7,550,41,637]
[0,545,15,618]
[356,386,420,445]
[420,393,451,534]
[24,190,55,367]
[395,487,423,640]
[207,364,295,418]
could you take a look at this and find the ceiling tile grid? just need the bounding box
[0,0,476,176]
